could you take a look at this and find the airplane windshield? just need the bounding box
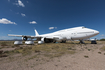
[82,27,86,29]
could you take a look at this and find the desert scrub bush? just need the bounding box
[0,47,3,49]
[0,50,8,57]
[67,51,75,54]
[35,50,41,53]
[28,55,37,60]
[0,54,7,58]
[11,46,15,48]
[44,53,62,58]
[88,49,91,51]
[0,42,8,46]
[98,51,102,54]
[0,41,14,46]
[51,46,59,49]
[14,45,20,47]
[14,50,20,53]
[20,47,23,49]
[4,50,10,53]
[100,46,105,51]
[52,53,64,58]
[68,47,72,50]
[3,50,15,55]
[100,39,105,41]
[31,43,76,58]
[28,46,32,49]
[21,47,32,56]
[68,47,76,50]
[84,55,89,58]
[0,50,3,54]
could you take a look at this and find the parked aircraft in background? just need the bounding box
[8,26,99,44]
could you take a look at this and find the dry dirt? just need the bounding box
[0,42,105,70]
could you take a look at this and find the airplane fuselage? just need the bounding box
[39,27,99,41]
[8,26,99,44]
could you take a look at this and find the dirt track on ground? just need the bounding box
[0,42,105,70]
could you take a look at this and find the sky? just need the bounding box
[0,0,105,40]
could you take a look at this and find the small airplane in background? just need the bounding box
[8,26,99,44]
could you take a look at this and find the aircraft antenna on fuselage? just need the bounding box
[35,29,39,36]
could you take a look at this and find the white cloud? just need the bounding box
[9,30,11,31]
[29,21,37,24]
[10,9,12,11]
[16,12,19,14]
[100,34,105,36]
[100,37,105,39]
[49,27,54,30]
[21,13,26,17]
[49,27,57,30]
[0,18,17,25]
[55,27,57,29]
[15,0,25,7]
[26,1,29,3]
[8,0,10,2]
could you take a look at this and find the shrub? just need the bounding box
[1,42,7,46]
[0,50,3,54]
[35,50,41,53]
[98,52,101,54]
[4,51,9,53]
[100,39,105,41]
[88,49,91,51]
[20,47,23,49]
[100,46,105,51]
[0,54,7,57]
[84,55,89,58]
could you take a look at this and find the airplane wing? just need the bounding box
[8,34,23,37]
[8,34,36,38]
[8,34,43,40]
[8,34,60,41]
[8,29,60,41]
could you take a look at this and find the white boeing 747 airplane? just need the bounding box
[8,26,99,44]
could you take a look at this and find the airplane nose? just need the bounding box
[94,30,99,35]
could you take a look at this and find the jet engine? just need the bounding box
[38,38,54,44]
[22,36,27,41]
[44,38,53,43]
[38,37,44,44]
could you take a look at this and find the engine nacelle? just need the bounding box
[38,41,44,44]
[38,37,54,44]
[22,36,27,41]
[37,37,44,44]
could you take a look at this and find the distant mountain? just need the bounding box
[0,39,36,41]
[0,39,22,41]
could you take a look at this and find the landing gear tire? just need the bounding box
[79,40,85,44]
[61,40,66,43]
[53,40,56,43]
[44,38,53,43]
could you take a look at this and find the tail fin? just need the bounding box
[35,29,39,36]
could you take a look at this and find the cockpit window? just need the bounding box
[82,27,86,29]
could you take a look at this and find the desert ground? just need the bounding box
[0,41,105,70]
